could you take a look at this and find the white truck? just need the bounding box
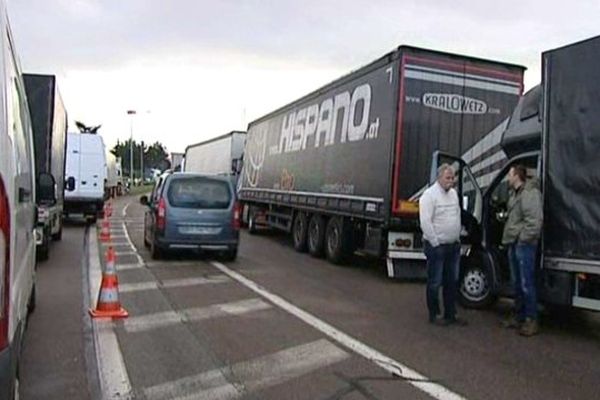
[184,131,246,177]
[106,152,123,197]
[23,73,68,260]
[64,132,107,222]
[0,3,37,398]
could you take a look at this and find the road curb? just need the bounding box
[87,227,133,399]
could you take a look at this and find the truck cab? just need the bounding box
[433,35,600,311]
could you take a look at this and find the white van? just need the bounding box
[0,6,37,399]
[64,132,107,221]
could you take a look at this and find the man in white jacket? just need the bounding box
[419,164,466,326]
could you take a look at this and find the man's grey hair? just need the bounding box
[437,163,455,178]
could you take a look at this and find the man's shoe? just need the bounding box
[501,315,522,329]
[443,316,468,326]
[518,318,539,337]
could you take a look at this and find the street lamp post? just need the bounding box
[140,140,144,184]
[127,110,136,186]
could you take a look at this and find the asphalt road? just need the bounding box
[19,194,600,399]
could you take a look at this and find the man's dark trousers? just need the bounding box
[425,242,460,321]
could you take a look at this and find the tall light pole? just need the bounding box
[140,140,144,184]
[127,110,136,186]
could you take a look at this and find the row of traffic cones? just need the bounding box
[90,201,128,319]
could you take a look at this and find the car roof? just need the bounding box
[166,172,233,184]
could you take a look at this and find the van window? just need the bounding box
[168,177,231,209]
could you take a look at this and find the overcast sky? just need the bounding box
[8,0,600,154]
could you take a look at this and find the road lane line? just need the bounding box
[121,201,145,265]
[115,263,143,271]
[210,261,467,400]
[144,339,349,400]
[88,229,133,399]
[120,275,231,293]
[123,298,271,333]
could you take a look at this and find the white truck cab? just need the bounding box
[0,5,37,399]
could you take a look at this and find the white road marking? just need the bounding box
[124,298,271,333]
[116,263,144,271]
[210,261,467,400]
[88,229,133,399]
[119,205,145,265]
[120,275,230,293]
[144,339,349,400]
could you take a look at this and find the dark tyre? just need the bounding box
[458,252,498,309]
[28,283,36,314]
[51,225,63,241]
[143,233,150,248]
[325,216,351,265]
[150,237,163,260]
[37,235,50,261]
[87,214,97,224]
[248,208,258,235]
[307,215,326,257]
[222,247,238,262]
[292,212,308,252]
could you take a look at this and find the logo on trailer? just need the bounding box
[422,93,488,114]
[244,126,267,188]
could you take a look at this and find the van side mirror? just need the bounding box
[38,173,56,204]
[66,176,76,192]
[140,195,149,206]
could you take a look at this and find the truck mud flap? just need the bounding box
[386,257,427,279]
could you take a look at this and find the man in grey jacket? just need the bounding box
[502,164,543,336]
[419,164,466,326]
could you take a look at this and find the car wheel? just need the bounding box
[325,216,351,265]
[223,247,238,262]
[37,237,50,261]
[150,237,162,260]
[292,212,308,252]
[458,252,497,309]
[307,215,326,257]
[51,228,62,241]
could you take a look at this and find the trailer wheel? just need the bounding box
[248,207,258,235]
[458,252,497,309]
[325,216,351,264]
[307,215,326,257]
[292,212,308,252]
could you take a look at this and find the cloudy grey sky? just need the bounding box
[8,0,600,153]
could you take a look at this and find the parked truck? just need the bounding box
[23,73,68,260]
[64,132,107,222]
[106,152,123,197]
[434,36,600,311]
[184,131,246,177]
[238,45,525,277]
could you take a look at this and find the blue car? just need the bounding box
[141,172,240,260]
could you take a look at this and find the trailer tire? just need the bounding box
[248,208,258,235]
[325,216,351,265]
[458,251,497,309]
[292,212,309,252]
[307,214,326,257]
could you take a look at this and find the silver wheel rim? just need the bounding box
[309,222,319,249]
[294,217,304,244]
[327,225,340,255]
[460,268,488,301]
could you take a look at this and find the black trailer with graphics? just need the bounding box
[239,45,524,277]
[431,36,600,310]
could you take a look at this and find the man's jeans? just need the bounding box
[424,242,460,320]
[508,242,538,321]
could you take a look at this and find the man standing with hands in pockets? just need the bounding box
[419,164,466,326]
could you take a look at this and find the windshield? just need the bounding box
[167,177,231,209]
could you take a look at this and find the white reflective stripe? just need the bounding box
[387,250,427,260]
[406,64,522,87]
[405,70,521,95]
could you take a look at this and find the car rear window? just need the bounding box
[167,177,232,209]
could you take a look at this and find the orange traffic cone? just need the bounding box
[89,246,128,319]
[99,217,111,242]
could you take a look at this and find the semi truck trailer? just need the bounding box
[23,73,68,260]
[238,45,525,277]
[184,131,246,177]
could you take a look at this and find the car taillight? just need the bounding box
[157,197,166,230]
[232,201,241,230]
[0,178,10,350]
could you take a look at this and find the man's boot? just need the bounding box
[501,313,522,329]
[518,318,539,337]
